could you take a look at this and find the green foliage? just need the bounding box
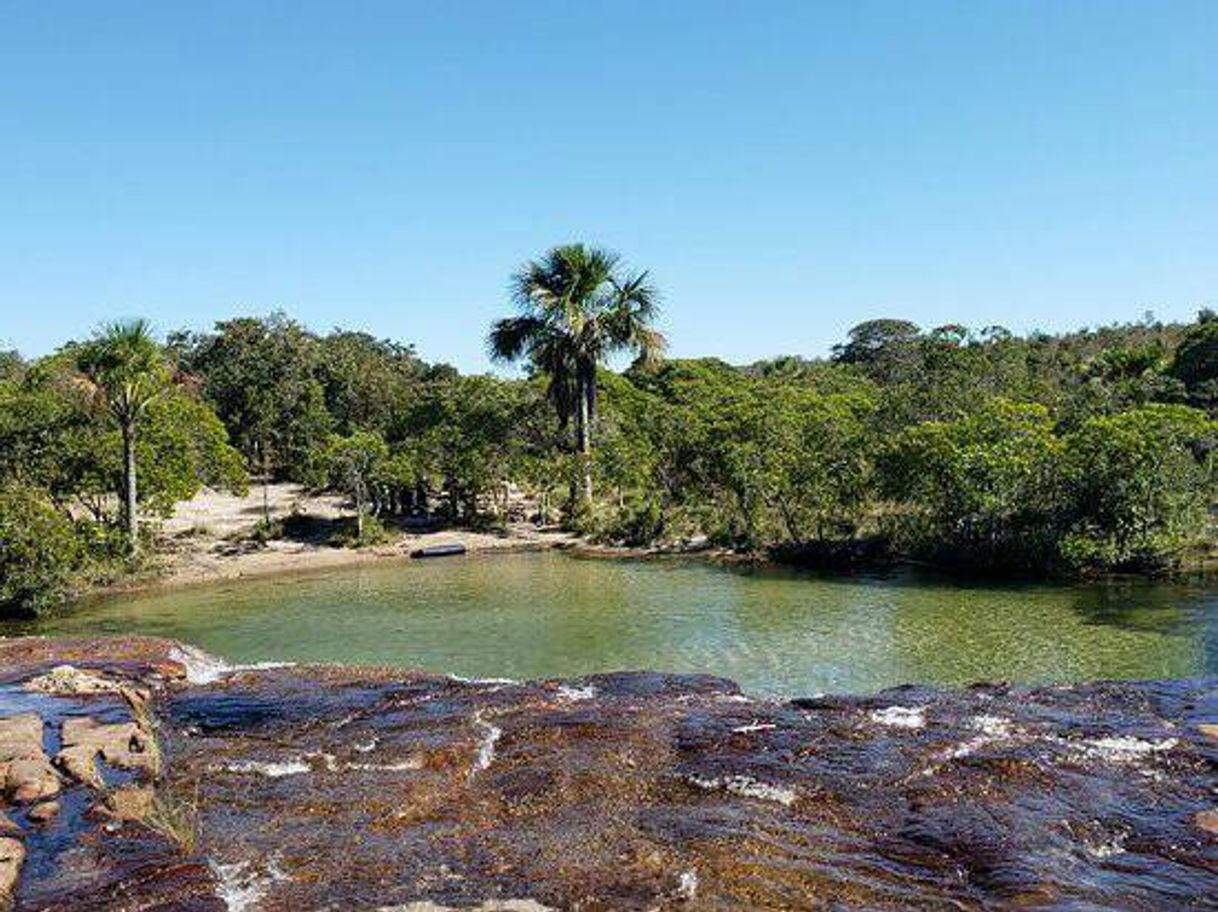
[136,391,249,515]
[488,244,665,504]
[881,399,1064,572]
[0,484,85,617]
[323,430,390,543]
[1061,405,1217,571]
[75,319,175,552]
[173,313,334,481]
[3,300,1216,600]
[395,375,534,521]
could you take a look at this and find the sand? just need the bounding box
[137,483,574,591]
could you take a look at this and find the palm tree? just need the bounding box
[76,320,171,553]
[488,244,665,504]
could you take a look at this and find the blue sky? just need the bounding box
[2,1,1215,371]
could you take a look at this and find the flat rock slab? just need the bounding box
[0,637,1216,910]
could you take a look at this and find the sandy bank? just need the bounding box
[121,483,577,594]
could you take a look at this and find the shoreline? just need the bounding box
[68,483,1218,607]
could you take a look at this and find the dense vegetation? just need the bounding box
[2,247,1217,616]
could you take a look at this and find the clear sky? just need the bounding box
[2,1,1216,371]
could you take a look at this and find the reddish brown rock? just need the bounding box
[0,714,58,805]
[3,636,1218,910]
[26,800,58,823]
[1197,808,1218,837]
[98,785,153,822]
[56,718,159,789]
[0,836,23,907]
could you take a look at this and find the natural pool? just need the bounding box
[15,550,1218,696]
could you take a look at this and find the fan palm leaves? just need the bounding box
[75,319,171,552]
[488,244,665,503]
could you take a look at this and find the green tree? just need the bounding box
[488,244,665,505]
[881,399,1064,571]
[1170,314,1218,411]
[1061,404,1217,571]
[75,320,172,553]
[832,319,922,384]
[316,330,423,435]
[323,431,390,542]
[173,313,333,486]
[0,483,84,618]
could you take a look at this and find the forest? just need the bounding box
[2,245,1218,616]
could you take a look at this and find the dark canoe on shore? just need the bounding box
[410,543,467,559]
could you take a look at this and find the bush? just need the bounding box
[0,485,85,618]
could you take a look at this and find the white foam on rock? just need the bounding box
[346,757,425,772]
[688,773,797,806]
[869,706,927,729]
[470,711,502,775]
[210,858,289,911]
[219,758,310,778]
[1073,735,1178,763]
[448,674,519,686]
[170,645,294,685]
[732,720,777,734]
[932,715,1017,766]
[170,645,230,685]
[555,684,596,702]
[677,869,698,900]
[1084,833,1127,858]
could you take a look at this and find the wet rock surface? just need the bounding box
[0,636,1216,910]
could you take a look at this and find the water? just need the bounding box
[15,551,1218,696]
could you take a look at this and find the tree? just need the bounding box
[488,244,665,505]
[0,483,84,618]
[880,398,1064,572]
[75,320,171,553]
[323,431,389,542]
[831,319,921,384]
[1170,314,1218,411]
[1061,404,1218,571]
[395,375,527,522]
[316,330,422,435]
[172,314,333,487]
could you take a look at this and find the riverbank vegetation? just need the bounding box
[2,246,1217,615]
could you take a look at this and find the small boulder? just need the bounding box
[26,801,58,824]
[0,715,59,804]
[0,715,43,761]
[57,718,159,789]
[1196,808,1218,837]
[98,785,153,822]
[0,836,24,906]
[1199,723,1218,742]
[4,758,59,804]
[24,665,123,696]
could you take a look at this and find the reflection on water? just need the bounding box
[15,551,1218,696]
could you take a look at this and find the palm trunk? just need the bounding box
[576,387,592,505]
[121,422,139,554]
[576,364,596,505]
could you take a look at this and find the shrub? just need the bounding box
[0,484,85,618]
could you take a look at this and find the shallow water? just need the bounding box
[15,551,1218,696]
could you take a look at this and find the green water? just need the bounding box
[17,551,1218,696]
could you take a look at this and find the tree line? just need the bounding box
[2,244,1218,616]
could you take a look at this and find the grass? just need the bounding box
[143,785,200,854]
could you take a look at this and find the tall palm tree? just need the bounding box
[488,244,665,504]
[76,320,171,553]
